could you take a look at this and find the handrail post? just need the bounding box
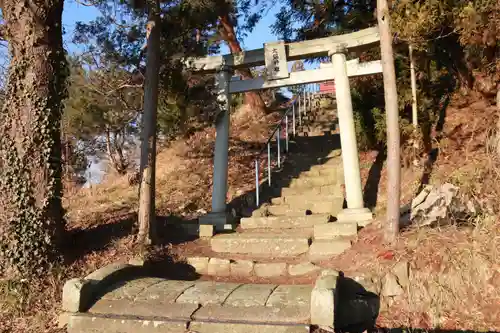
[292,102,296,136]
[303,89,306,113]
[299,96,302,126]
[267,143,271,186]
[309,84,312,111]
[277,127,281,168]
[298,93,301,118]
[255,160,259,206]
[285,114,289,152]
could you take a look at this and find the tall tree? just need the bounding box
[137,0,161,245]
[0,0,68,274]
[217,8,266,113]
[72,0,221,130]
[377,0,400,242]
[64,57,143,175]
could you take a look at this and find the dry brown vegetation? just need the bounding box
[2,97,500,332]
[322,96,500,330]
[0,105,284,332]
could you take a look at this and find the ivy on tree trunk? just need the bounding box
[0,0,68,275]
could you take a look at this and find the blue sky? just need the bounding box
[62,0,282,56]
[62,0,316,185]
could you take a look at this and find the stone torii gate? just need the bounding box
[187,27,382,231]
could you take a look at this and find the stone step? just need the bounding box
[281,184,343,197]
[308,164,343,176]
[279,171,341,183]
[289,176,340,189]
[271,194,343,207]
[266,200,343,216]
[68,314,309,333]
[301,168,342,179]
[211,233,311,257]
[308,239,352,262]
[313,222,358,239]
[297,172,341,183]
[66,278,312,333]
[315,156,344,166]
[241,214,332,229]
[301,114,336,120]
[299,117,336,123]
[298,125,336,133]
[186,256,322,278]
[298,130,336,137]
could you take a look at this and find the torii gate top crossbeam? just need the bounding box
[186,27,380,73]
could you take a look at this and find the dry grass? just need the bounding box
[64,105,282,227]
[392,216,500,330]
[324,98,500,331]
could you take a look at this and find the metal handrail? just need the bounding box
[254,83,319,206]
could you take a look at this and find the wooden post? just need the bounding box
[137,0,161,245]
[378,0,401,243]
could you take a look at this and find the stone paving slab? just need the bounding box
[266,285,312,307]
[230,259,254,276]
[135,280,195,302]
[101,277,164,300]
[176,281,241,305]
[68,279,316,333]
[193,304,310,324]
[189,321,310,333]
[224,284,277,307]
[69,313,188,333]
[211,233,310,257]
[288,262,320,276]
[254,262,288,278]
[90,299,199,320]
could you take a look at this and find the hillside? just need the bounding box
[2,95,499,332]
[65,94,499,330]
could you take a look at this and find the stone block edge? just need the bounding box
[61,260,145,314]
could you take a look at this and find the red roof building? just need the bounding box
[319,81,335,94]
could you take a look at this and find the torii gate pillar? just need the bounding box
[330,45,373,223]
[199,66,233,231]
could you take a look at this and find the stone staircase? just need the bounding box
[61,97,376,333]
[180,99,367,281]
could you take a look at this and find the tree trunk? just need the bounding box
[105,129,126,174]
[137,0,161,245]
[409,44,418,128]
[377,0,400,243]
[218,14,266,114]
[0,0,67,274]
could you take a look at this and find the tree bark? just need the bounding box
[105,129,128,174]
[377,0,400,243]
[137,0,161,245]
[0,0,68,274]
[218,14,266,114]
[409,44,418,128]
